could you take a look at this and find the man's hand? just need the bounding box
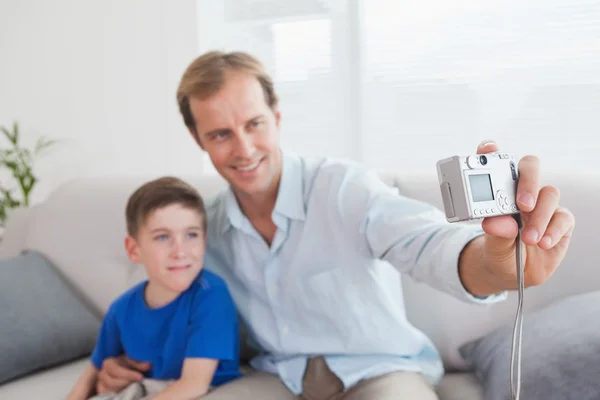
[459,140,576,296]
[95,355,151,394]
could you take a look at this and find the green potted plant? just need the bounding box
[0,121,59,226]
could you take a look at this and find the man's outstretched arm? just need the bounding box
[337,141,574,301]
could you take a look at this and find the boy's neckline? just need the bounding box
[140,280,182,311]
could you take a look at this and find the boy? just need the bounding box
[67,176,241,400]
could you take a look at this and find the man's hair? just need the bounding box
[125,176,207,238]
[176,51,279,135]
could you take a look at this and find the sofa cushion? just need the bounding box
[459,290,600,400]
[0,358,89,399]
[0,251,101,385]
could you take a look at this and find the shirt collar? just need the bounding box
[273,153,306,222]
[220,152,306,236]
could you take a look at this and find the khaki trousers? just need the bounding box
[204,356,439,400]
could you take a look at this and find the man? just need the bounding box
[96,51,575,399]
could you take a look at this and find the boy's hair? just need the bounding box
[125,176,207,237]
[176,50,278,136]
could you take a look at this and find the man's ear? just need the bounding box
[125,236,142,263]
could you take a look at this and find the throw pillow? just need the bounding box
[0,251,101,384]
[459,290,600,400]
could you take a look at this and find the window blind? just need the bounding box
[197,0,600,174]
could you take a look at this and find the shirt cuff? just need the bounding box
[440,223,508,304]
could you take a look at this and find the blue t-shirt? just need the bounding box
[90,270,241,386]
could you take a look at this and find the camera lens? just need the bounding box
[480,155,488,165]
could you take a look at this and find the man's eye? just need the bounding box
[215,131,230,140]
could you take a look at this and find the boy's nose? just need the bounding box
[172,250,185,259]
[171,243,185,259]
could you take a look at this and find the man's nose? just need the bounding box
[233,132,256,158]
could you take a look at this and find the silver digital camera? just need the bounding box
[436,152,520,222]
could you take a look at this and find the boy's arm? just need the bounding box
[150,358,218,400]
[66,364,98,400]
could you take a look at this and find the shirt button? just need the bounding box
[271,284,277,292]
[282,326,289,334]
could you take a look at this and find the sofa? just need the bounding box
[0,169,598,400]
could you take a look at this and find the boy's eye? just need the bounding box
[154,234,169,241]
[187,232,199,239]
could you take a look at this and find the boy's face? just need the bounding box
[125,204,206,296]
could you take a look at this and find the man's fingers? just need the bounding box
[481,215,520,263]
[109,361,144,382]
[98,358,143,393]
[476,140,498,154]
[100,367,138,392]
[537,206,574,250]
[516,155,541,212]
[123,356,151,372]
[522,185,560,246]
[481,214,518,240]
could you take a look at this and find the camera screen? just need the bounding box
[469,174,494,202]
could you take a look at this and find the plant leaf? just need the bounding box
[34,137,59,155]
[12,121,19,145]
[0,125,13,143]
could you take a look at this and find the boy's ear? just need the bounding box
[125,236,142,263]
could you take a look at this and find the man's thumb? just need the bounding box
[481,217,519,262]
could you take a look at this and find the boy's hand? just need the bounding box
[96,356,151,394]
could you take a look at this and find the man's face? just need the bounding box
[125,204,206,298]
[189,72,282,198]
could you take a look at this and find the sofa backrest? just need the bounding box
[1,170,597,371]
[13,175,230,314]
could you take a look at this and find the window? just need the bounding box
[197,0,600,174]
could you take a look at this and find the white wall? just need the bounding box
[0,0,204,204]
[2,0,598,206]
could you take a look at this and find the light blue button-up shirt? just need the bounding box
[203,152,505,395]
